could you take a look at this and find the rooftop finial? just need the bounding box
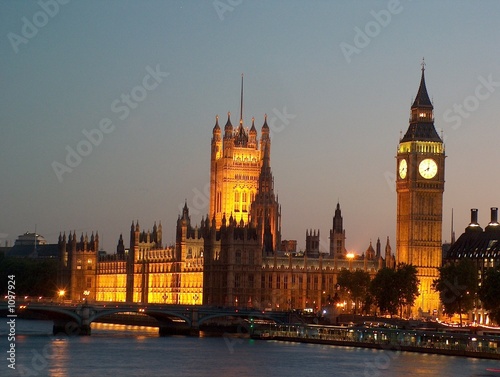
[239,73,244,124]
[411,59,432,109]
[451,208,455,244]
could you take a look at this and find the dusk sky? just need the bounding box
[1,1,500,253]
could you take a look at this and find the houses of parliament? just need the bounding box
[58,67,443,316]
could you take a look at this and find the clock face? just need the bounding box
[398,159,407,179]
[419,158,438,179]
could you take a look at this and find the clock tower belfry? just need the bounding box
[396,62,445,317]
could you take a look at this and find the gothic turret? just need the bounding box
[224,112,233,138]
[251,137,281,253]
[260,114,270,157]
[366,241,375,260]
[330,201,346,257]
[306,229,320,258]
[157,221,163,247]
[385,237,393,268]
[211,116,223,170]
[117,234,125,258]
[248,117,257,148]
[213,115,221,134]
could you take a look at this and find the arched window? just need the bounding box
[234,191,240,212]
[242,191,248,212]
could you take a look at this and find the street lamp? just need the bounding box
[193,293,199,305]
[58,290,65,303]
[83,290,90,302]
[162,293,168,304]
[346,253,355,270]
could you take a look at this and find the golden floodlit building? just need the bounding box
[396,63,445,317]
[58,80,397,310]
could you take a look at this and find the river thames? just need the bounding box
[2,320,500,377]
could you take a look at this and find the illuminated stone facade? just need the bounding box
[58,232,98,301]
[396,65,445,316]
[210,113,281,253]
[59,217,204,305]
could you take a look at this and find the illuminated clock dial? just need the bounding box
[418,158,438,179]
[398,159,407,179]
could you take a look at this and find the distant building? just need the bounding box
[5,232,59,259]
[446,207,500,324]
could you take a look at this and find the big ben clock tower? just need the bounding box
[396,61,445,317]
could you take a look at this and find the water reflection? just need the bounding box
[4,320,500,377]
[91,322,158,337]
[48,339,69,377]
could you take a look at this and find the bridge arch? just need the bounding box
[18,305,83,325]
[90,308,192,326]
[198,311,285,326]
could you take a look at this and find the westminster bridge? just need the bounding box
[0,300,292,336]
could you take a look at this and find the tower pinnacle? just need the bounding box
[239,73,244,124]
[412,58,432,109]
[401,62,441,142]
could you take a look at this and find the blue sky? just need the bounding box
[1,0,500,253]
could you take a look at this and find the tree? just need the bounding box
[432,259,477,326]
[395,263,419,317]
[361,291,375,315]
[0,254,59,297]
[337,269,371,315]
[479,267,500,325]
[370,264,419,318]
[370,267,399,316]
